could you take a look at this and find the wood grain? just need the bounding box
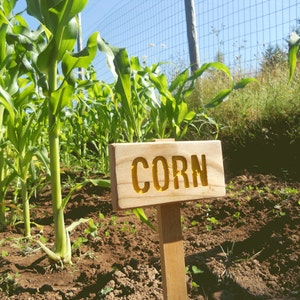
[109,140,225,210]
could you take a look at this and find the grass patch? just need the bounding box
[187,64,300,177]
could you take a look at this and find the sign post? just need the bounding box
[157,202,187,299]
[109,140,225,299]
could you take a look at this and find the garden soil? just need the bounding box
[0,170,299,299]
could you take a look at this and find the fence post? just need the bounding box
[184,0,200,73]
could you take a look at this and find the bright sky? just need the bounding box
[14,1,300,82]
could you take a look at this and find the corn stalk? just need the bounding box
[26,0,101,262]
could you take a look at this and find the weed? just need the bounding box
[274,187,298,201]
[0,272,19,296]
[120,221,137,234]
[186,265,204,290]
[220,242,236,263]
[273,204,286,217]
[72,237,88,252]
[233,211,241,220]
[98,287,114,298]
[190,220,199,227]
[206,217,219,231]
[110,215,117,227]
[207,217,219,225]
[85,219,98,238]
[1,250,8,258]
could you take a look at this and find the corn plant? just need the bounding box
[61,74,115,172]
[0,107,17,227]
[0,0,15,226]
[25,0,113,263]
[99,45,256,141]
[0,1,49,236]
[0,0,256,260]
[96,41,256,227]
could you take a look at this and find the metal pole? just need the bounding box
[184,0,200,73]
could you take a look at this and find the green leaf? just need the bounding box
[36,240,61,262]
[50,0,88,24]
[191,62,233,84]
[37,17,78,71]
[205,88,232,109]
[62,32,98,80]
[26,0,59,32]
[97,35,119,79]
[0,85,15,122]
[288,42,300,83]
[0,9,10,25]
[61,181,86,210]
[50,83,74,115]
[177,101,189,124]
[87,178,111,188]
[185,110,196,121]
[1,0,16,17]
[66,218,91,232]
[113,47,132,107]
[234,77,257,90]
[130,56,142,71]
[37,40,55,73]
[57,16,78,61]
[133,208,157,232]
[149,73,172,100]
[169,69,189,92]
[35,147,50,176]
[60,179,110,210]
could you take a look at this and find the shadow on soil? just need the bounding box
[186,214,296,300]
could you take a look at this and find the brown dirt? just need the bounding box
[0,170,299,299]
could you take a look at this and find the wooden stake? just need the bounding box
[157,202,187,300]
[109,139,225,298]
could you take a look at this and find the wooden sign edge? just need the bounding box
[109,144,121,210]
[109,140,225,211]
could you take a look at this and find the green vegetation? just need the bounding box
[187,53,299,140]
[0,0,299,267]
[184,41,300,177]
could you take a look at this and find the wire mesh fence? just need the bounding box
[82,0,300,82]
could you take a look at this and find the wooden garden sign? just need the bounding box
[109,140,225,299]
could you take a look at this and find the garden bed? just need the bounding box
[0,170,299,299]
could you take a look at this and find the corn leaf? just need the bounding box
[36,240,61,262]
[0,86,15,122]
[133,208,156,232]
[234,77,257,90]
[50,83,74,115]
[62,32,98,80]
[205,88,232,109]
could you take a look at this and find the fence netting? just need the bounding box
[82,0,299,81]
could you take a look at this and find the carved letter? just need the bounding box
[172,156,189,189]
[191,154,208,186]
[152,156,169,191]
[131,157,150,193]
